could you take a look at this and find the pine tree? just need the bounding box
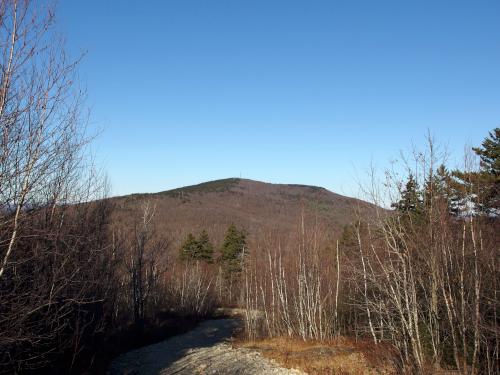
[179,231,214,263]
[474,128,500,212]
[423,164,461,215]
[219,224,247,278]
[179,233,198,261]
[473,128,500,176]
[392,174,423,214]
[196,230,214,263]
[453,127,500,215]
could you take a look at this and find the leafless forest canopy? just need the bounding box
[0,1,498,374]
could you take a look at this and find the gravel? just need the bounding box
[109,319,305,375]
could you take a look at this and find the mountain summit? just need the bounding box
[110,178,379,248]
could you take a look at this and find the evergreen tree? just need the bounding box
[453,127,500,215]
[392,174,423,214]
[473,127,500,176]
[179,231,214,263]
[196,230,214,263]
[474,127,500,212]
[179,233,198,261]
[219,224,247,278]
[423,164,461,215]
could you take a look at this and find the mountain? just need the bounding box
[109,178,381,252]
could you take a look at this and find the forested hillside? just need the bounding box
[0,1,498,374]
[109,178,381,252]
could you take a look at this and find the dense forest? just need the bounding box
[0,1,498,374]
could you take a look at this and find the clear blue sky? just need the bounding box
[58,1,500,197]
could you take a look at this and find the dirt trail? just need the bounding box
[109,318,305,375]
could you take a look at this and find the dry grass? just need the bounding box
[235,336,398,375]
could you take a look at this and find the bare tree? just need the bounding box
[348,138,500,373]
[0,0,90,278]
[242,136,498,374]
[0,1,113,372]
[243,214,335,341]
[114,202,169,327]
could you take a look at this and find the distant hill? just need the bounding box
[109,178,381,252]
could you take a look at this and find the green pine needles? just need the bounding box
[218,224,247,279]
[179,230,214,263]
[178,224,248,271]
